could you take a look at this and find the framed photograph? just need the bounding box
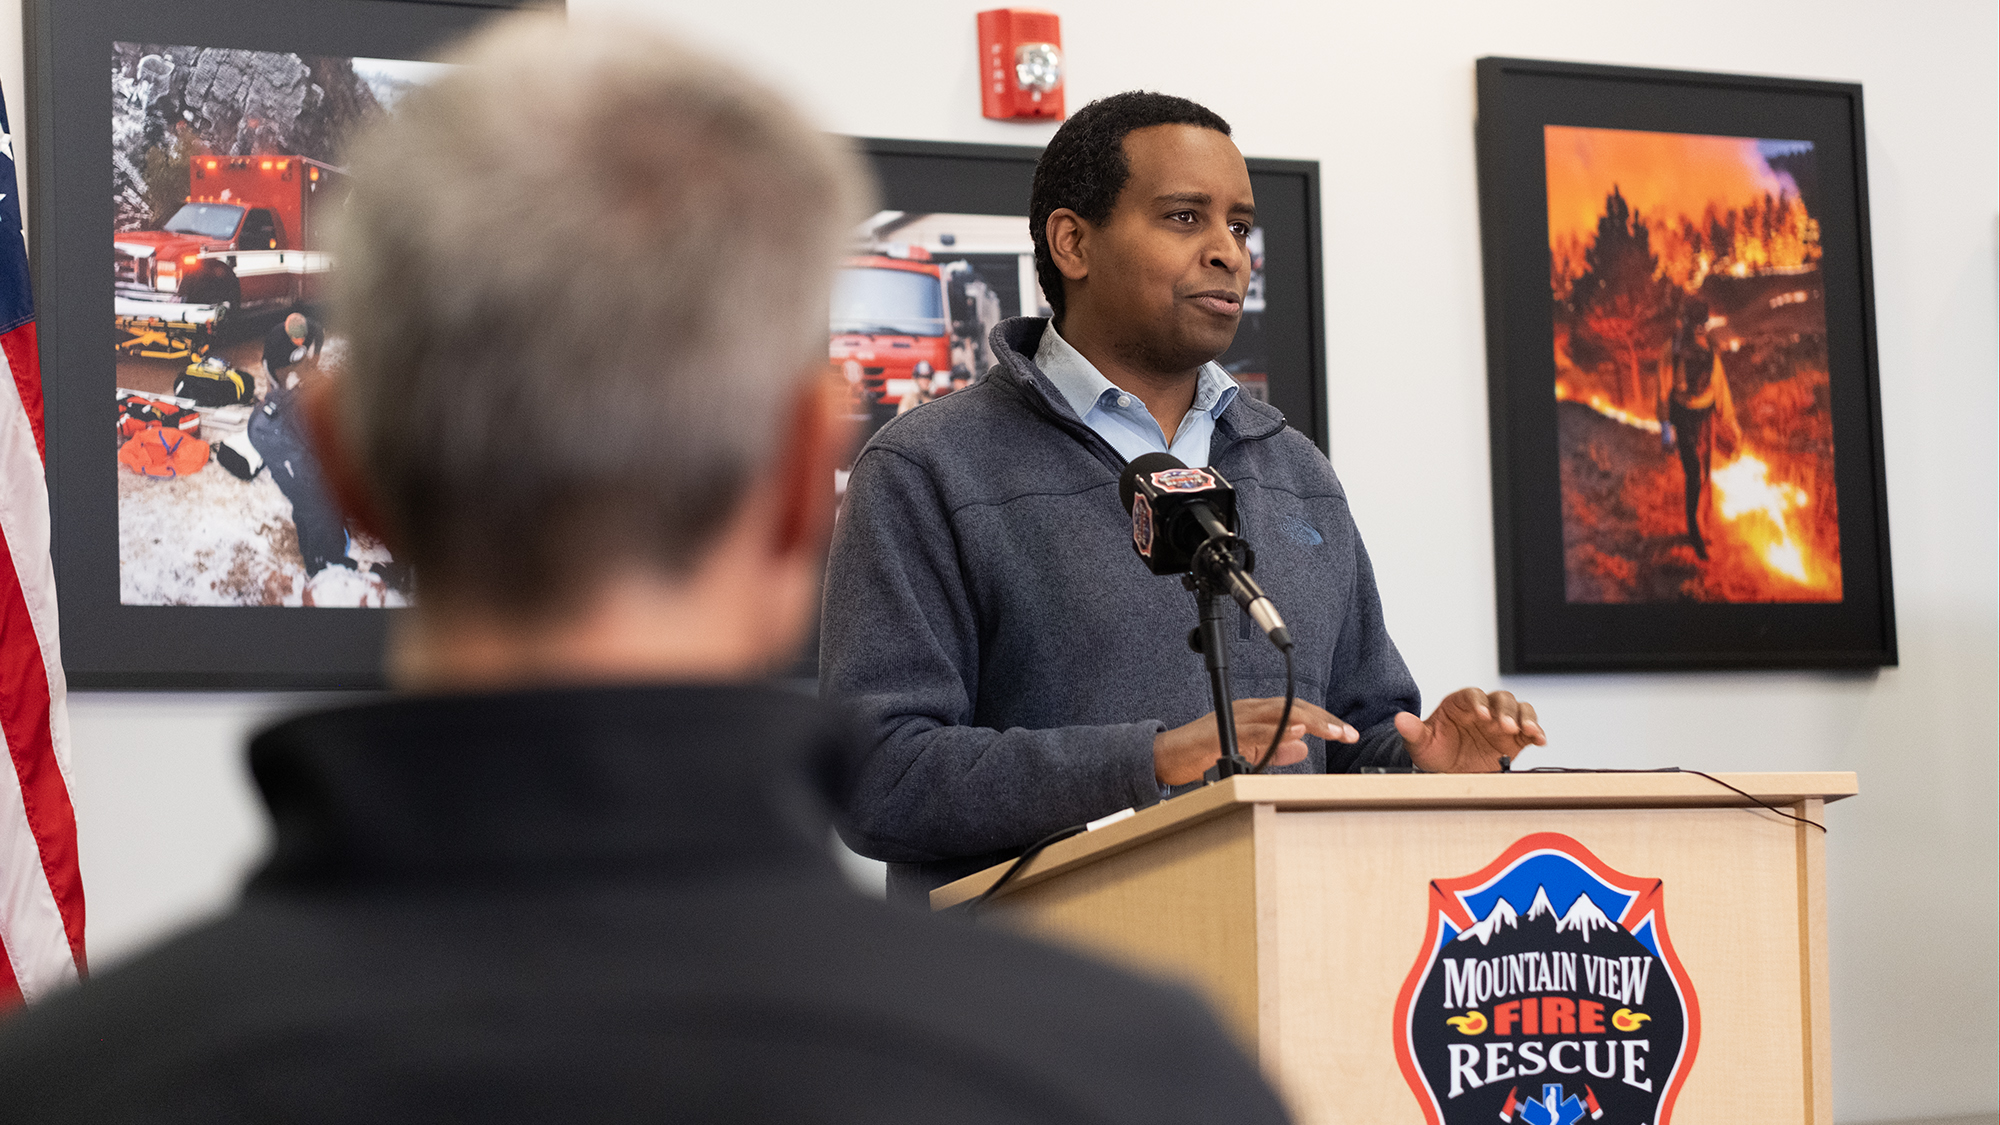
[30,0,543,688]
[1475,57,1896,672]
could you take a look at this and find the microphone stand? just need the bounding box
[1185,539,1253,779]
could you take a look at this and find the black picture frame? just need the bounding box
[30,0,544,689]
[1476,57,1896,673]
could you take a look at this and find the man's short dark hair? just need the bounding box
[1029,92,1231,326]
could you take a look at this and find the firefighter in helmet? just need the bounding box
[1658,299,1738,560]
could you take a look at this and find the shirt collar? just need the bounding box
[1034,322,1237,423]
[244,684,857,887]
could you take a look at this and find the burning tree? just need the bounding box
[1650,193,1822,293]
[1568,188,1675,411]
[1549,231,1589,303]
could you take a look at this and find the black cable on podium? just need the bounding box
[1521,766,1827,832]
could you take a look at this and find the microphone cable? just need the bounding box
[1520,766,1827,832]
[1248,642,1295,774]
[962,823,1086,915]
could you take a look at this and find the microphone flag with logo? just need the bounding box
[1119,453,1290,650]
[1118,451,1239,576]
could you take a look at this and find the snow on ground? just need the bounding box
[118,452,409,608]
[117,330,410,609]
[120,457,306,606]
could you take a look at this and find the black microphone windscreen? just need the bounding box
[1118,452,1186,513]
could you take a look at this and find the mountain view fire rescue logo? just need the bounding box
[1394,833,1700,1125]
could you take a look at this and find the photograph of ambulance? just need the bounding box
[111,42,448,607]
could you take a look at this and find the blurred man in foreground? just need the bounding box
[0,18,1289,1124]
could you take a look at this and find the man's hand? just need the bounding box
[1154,698,1358,786]
[1393,688,1544,774]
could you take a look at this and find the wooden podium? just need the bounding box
[933,771,1856,1125]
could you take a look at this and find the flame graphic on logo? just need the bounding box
[1612,1007,1652,1032]
[1445,1010,1487,1035]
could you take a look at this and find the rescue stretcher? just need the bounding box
[113,296,224,361]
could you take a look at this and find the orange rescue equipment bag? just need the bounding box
[118,426,210,478]
[117,396,201,439]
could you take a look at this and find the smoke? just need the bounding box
[1545,125,1815,247]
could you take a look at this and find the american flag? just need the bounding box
[0,79,85,1004]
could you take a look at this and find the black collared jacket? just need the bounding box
[0,684,1289,1124]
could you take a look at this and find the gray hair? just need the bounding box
[331,14,870,613]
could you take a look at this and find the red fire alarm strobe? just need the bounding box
[978,8,1064,121]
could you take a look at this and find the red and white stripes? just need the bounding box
[0,319,84,1004]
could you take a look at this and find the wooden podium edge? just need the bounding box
[930,771,1858,910]
[1797,797,1834,1125]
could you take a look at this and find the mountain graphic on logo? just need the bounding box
[1456,886,1621,946]
[1456,896,1518,945]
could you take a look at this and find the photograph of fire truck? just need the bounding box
[831,211,1269,495]
[111,42,447,607]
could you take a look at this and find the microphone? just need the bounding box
[1118,453,1292,650]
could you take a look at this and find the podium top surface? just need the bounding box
[930,770,1856,909]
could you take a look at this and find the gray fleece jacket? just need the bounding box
[822,318,1418,904]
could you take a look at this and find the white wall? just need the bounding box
[13,2,1994,1121]
[64,694,291,965]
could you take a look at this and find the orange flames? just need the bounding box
[1555,380,1661,434]
[1545,126,1821,297]
[1709,451,1820,586]
[1551,190,1820,298]
[1651,195,1820,294]
[1557,382,1822,588]
[1556,378,1843,600]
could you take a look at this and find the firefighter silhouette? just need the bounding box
[1658,299,1738,560]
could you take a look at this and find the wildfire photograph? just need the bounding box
[1548,124,1841,604]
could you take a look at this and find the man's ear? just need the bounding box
[1046,208,1090,283]
[770,369,854,560]
[299,377,391,545]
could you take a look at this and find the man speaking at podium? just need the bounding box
[823,93,1546,905]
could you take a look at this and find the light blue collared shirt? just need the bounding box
[1034,323,1238,467]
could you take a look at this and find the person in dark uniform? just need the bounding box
[247,387,350,575]
[1658,300,1737,560]
[261,311,323,391]
[260,310,322,390]
[250,311,348,575]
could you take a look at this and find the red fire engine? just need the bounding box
[829,247,953,408]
